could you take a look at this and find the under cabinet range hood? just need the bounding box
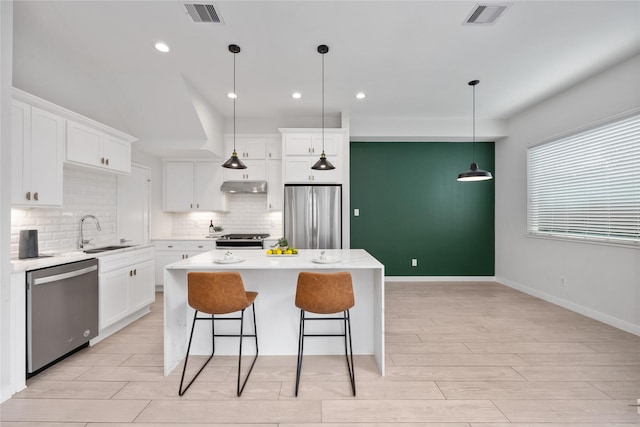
[220,181,267,194]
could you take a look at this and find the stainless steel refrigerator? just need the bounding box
[284,184,342,249]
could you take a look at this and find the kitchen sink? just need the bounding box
[83,245,133,254]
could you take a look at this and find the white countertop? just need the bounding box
[152,236,221,241]
[166,249,383,271]
[10,243,155,273]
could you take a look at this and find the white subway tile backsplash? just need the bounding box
[170,194,283,238]
[10,165,118,257]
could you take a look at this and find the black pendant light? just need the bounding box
[311,44,335,171]
[457,80,492,182]
[222,44,247,170]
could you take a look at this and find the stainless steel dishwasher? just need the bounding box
[26,258,99,376]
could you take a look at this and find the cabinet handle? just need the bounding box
[308,147,311,154]
[190,204,193,208]
[34,192,39,201]
[197,203,200,208]
[198,245,203,248]
[167,245,173,248]
[26,192,31,201]
[134,269,137,276]
[106,158,110,166]
[101,157,105,164]
[185,254,189,259]
[129,270,133,277]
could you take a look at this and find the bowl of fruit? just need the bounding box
[266,238,298,256]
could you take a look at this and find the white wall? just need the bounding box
[0,0,13,403]
[495,54,640,335]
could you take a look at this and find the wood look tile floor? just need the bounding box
[2,281,639,426]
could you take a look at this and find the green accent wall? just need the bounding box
[350,142,495,276]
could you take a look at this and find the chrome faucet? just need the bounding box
[79,215,102,249]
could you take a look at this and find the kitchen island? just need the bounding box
[163,249,385,376]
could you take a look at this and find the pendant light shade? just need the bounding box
[457,80,492,182]
[311,44,335,171]
[222,44,247,170]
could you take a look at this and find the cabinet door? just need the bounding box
[267,159,283,211]
[266,140,282,159]
[284,157,313,183]
[11,100,30,204]
[103,135,131,174]
[129,260,155,312]
[195,162,226,211]
[243,139,266,159]
[29,107,65,206]
[99,269,129,329]
[164,161,195,211]
[312,134,339,156]
[284,134,313,156]
[67,121,102,168]
[223,160,266,181]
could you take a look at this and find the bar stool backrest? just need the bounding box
[187,272,251,314]
[295,272,354,314]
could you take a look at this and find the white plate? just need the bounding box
[214,257,244,264]
[311,257,340,264]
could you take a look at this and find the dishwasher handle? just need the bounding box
[32,265,98,286]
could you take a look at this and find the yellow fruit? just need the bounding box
[266,249,272,255]
[286,250,293,255]
[292,248,298,254]
[276,249,282,255]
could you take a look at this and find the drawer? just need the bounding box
[98,252,129,272]
[128,247,155,264]
[155,242,187,251]
[184,241,215,252]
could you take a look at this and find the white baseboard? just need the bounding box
[387,276,496,282]
[496,275,640,336]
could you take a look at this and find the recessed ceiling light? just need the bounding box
[356,92,366,99]
[154,42,170,53]
[292,92,302,99]
[227,92,237,99]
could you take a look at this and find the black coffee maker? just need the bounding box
[19,229,39,259]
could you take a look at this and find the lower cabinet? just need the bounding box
[154,240,216,288]
[98,247,155,330]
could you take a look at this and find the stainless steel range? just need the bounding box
[215,233,270,250]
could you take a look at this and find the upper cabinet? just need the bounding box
[66,120,131,174]
[223,159,266,182]
[11,100,65,207]
[280,129,346,184]
[163,160,227,212]
[224,136,266,160]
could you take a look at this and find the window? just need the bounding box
[527,112,640,246]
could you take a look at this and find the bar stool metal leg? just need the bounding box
[295,309,306,396]
[178,310,214,396]
[344,309,356,395]
[236,302,259,396]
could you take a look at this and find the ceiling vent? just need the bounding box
[464,4,509,25]
[184,3,222,23]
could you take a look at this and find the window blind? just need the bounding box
[527,113,640,245]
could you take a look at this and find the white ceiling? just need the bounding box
[11,1,640,155]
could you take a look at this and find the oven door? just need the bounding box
[215,240,264,250]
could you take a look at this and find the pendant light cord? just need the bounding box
[472,82,476,162]
[233,51,237,152]
[321,50,325,154]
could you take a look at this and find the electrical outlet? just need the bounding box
[354,208,360,217]
[637,398,640,414]
[411,258,417,267]
[560,276,567,287]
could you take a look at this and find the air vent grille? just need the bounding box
[185,4,221,23]
[465,4,508,25]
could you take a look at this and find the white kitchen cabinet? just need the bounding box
[267,140,282,159]
[154,241,216,287]
[284,157,340,183]
[11,100,65,207]
[267,159,283,211]
[98,246,155,331]
[281,129,345,184]
[163,161,227,212]
[66,120,131,174]
[223,159,266,181]
[224,136,266,160]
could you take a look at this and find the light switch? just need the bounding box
[354,208,360,217]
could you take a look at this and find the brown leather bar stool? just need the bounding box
[294,271,356,396]
[179,272,258,397]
